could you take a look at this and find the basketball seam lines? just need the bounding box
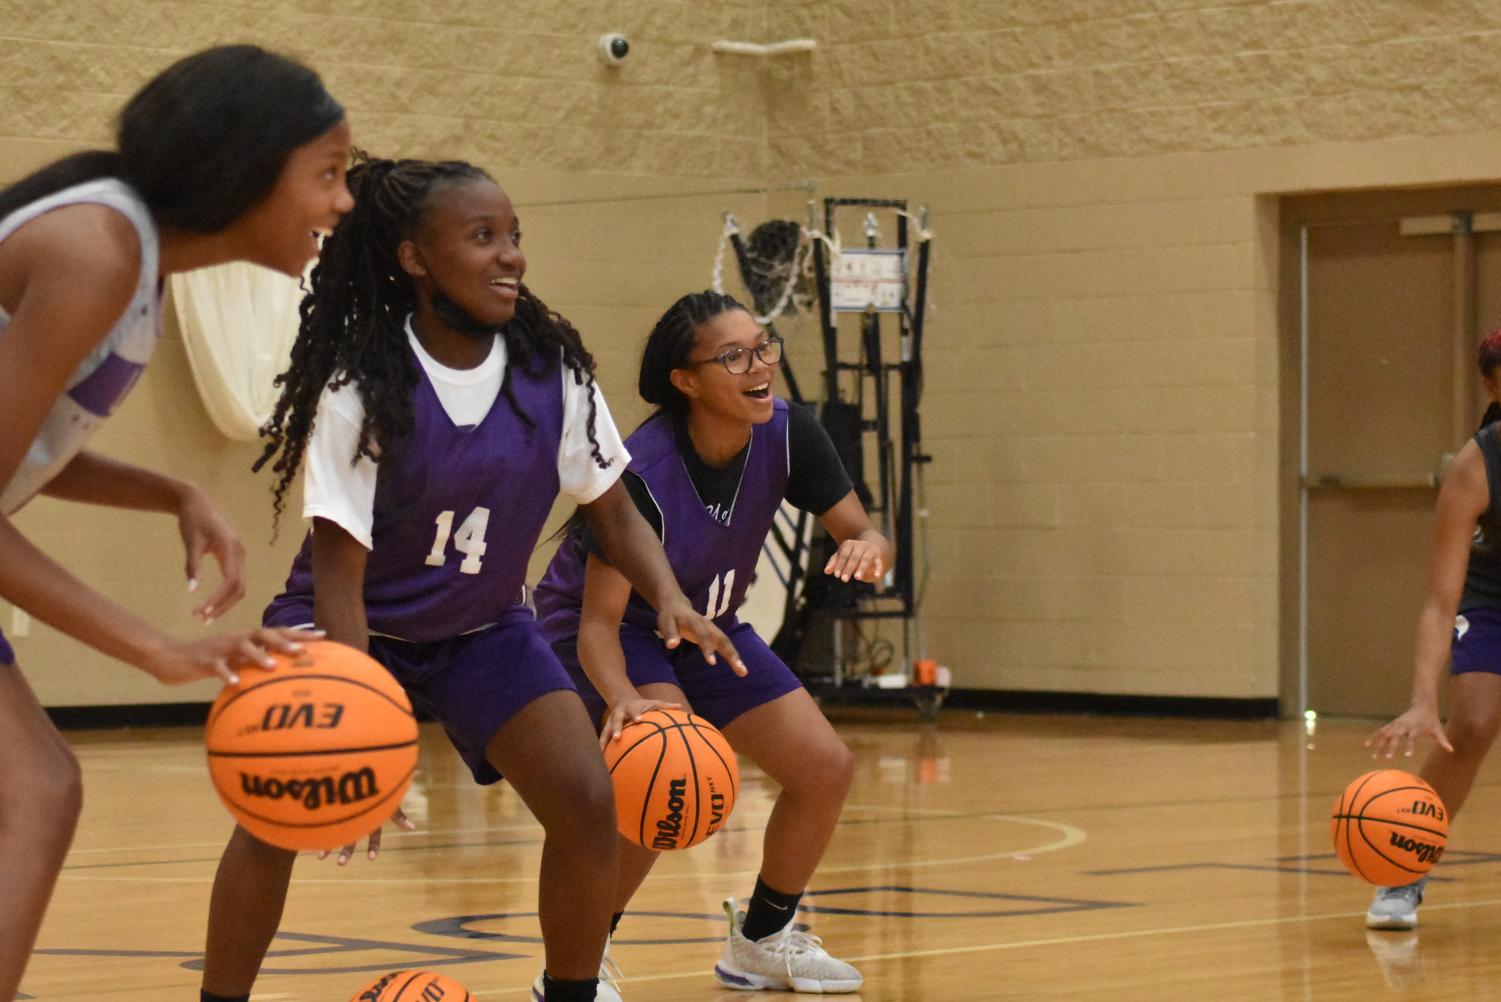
[685,717,738,802]
[392,969,423,1001]
[1328,815,1448,839]
[1344,773,1382,883]
[208,672,415,728]
[606,720,668,770]
[207,739,418,758]
[637,728,669,848]
[678,723,702,847]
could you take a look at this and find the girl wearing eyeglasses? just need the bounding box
[534,290,891,994]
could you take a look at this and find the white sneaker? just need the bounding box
[531,944,623,1002]
[1366,878,1427,931]
[713,896,863,994]
[599,941,623,998]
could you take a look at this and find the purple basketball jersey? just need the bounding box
[267,349,564,642]
[537,398,789,640]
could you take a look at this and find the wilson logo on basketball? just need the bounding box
[239,767,379,810]
[253,701,346,733]
[1388,831,1444,865]
[651,778,688,850]
[1399,800,1446,821]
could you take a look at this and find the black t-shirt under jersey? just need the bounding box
[583,402,853,556]
[1463,423,1501,609]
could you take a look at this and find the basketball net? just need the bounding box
[711,213,833,323]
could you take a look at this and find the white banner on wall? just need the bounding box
[170,262,304,441]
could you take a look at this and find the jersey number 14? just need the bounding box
[424,507,490,574]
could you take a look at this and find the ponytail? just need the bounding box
[0,45,341,231]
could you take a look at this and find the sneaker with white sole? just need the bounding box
[1366,877,1427,931]
[531,944,623,1002]
[713,896,862,994]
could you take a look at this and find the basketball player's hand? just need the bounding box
[825,538,885,583]
[1367,704,1454,758]
[176,486,247,623]
[142,627,318,686]
[601,696,684,749]
[657,600,748,676]
[320,806,417,865]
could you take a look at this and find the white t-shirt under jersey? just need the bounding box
[303,319,628,548]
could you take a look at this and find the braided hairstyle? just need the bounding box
[255,154,608,525]
[639,290,749,415]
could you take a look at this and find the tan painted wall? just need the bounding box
[8,1,1501,705]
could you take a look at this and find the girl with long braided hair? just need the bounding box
[534,291,891,994]
[198,157,743,1002]
[0,45,349,1000]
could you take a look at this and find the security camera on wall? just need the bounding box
[598,33,630,65]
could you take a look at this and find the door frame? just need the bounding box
[1279,186,1501,719]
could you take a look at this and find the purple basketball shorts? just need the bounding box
[555,619,803,731]
[266,603,578,785]
[1452,607,1501,675]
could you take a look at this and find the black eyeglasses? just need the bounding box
[690,336,784,375]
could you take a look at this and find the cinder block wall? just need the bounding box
[7,0,1501,706]
[764,0,1501,699]
[0,1,772,706]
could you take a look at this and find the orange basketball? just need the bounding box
[349,970,475,1001]
[1330,769,1449,885]
[604,707,738,850]
[205,640,418,852]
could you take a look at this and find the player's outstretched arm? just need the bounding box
[42,451,247,622]
[308,516,415,862]
[0,205,303,683]
[1367,440,1485,759]
[579,553,683,748]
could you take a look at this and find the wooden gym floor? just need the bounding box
[18,710,1501,1000]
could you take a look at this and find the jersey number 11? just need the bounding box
[705,569,735,619]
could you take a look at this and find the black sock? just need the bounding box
[741,876,802,942]
[201,992,250,1002]
[610,910,624,936]
[542,972,597,1002]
